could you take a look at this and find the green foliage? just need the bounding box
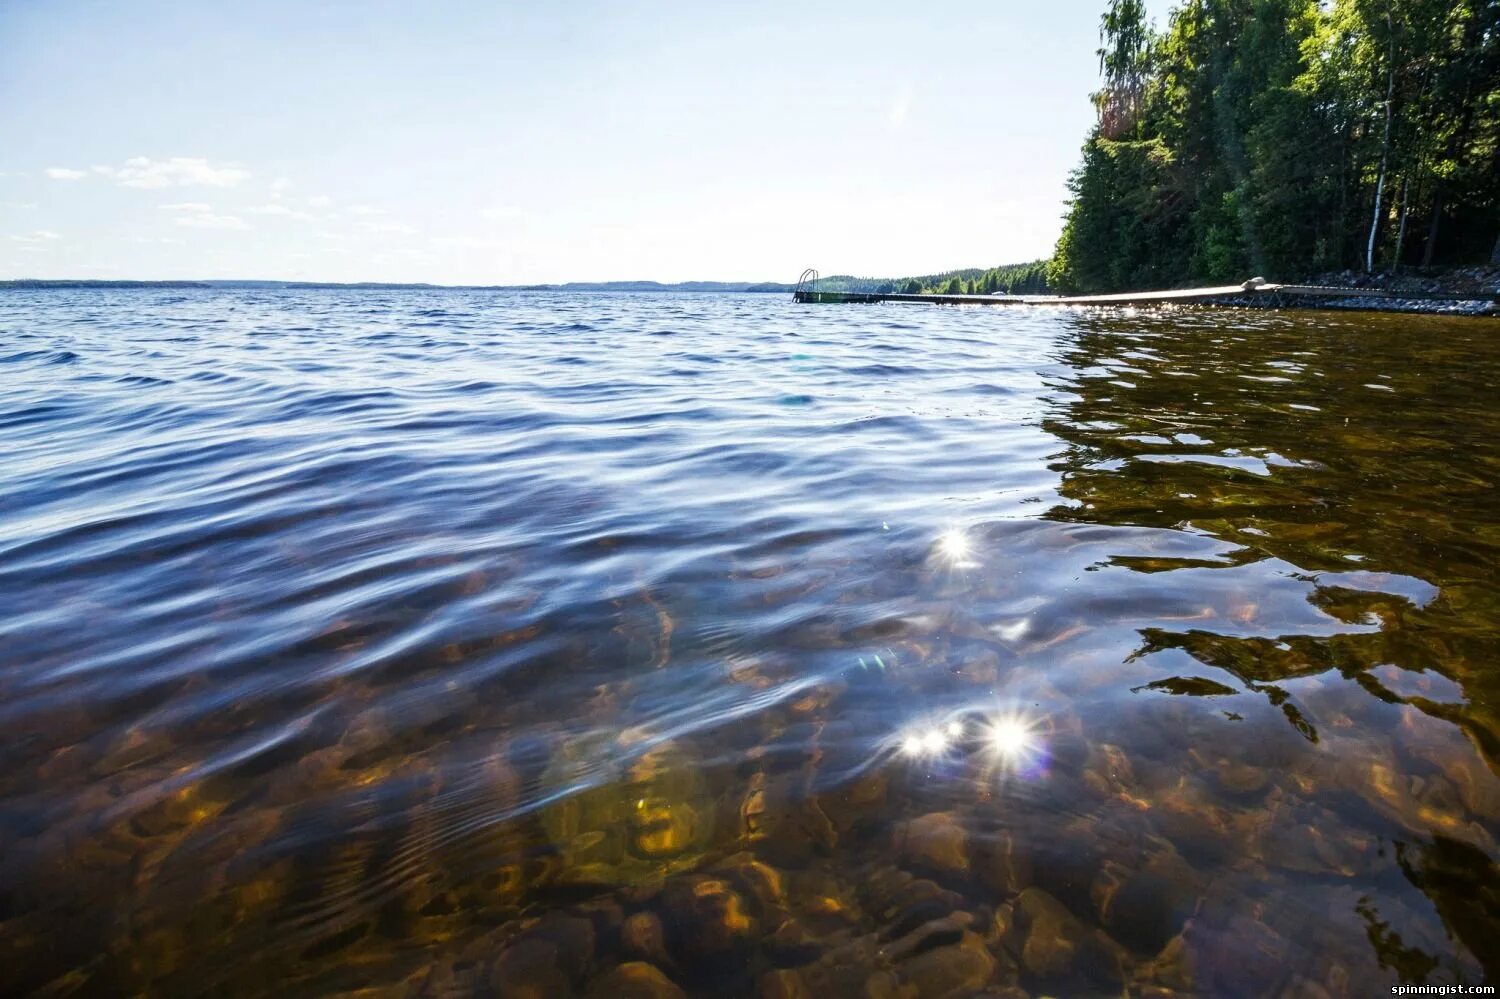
[1051,0,1500,291]
[903,260,1052,295]
[816,262,1051,296]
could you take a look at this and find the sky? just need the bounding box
[0,1,1174,285]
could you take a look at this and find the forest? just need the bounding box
[1047,0,1500,293]
[812,261,1051,296]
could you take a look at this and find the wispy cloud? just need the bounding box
[361,220,417,235]
[95,157,250,189]
[481,204,525,221]
[431,235,507,250]
[46,167,88,180]
[9,230,61,243]
[307,195,334,209]
[247,203,313,220]
[159,202,213,213]
[346,204,383,216]
[887,87,913,130]
[174,211,250,230]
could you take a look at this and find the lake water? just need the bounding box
[2,289,1498,997]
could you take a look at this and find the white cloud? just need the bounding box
[307,195,334,208]
[361,220,417,235]
[174,211,250,230]
[270,176,291,198]
[888,87,913,130]
[247,203,313,220]
[480,204,525,221]
[159,202,212,212]
[431,235,507,250]
[96,157,250,189]
[9,230,61,242]
[346,204,383,216]
[46,167,88,180]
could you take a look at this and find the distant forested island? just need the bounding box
[1049,0,1500,292]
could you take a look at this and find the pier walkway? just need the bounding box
[790,270,1500,311]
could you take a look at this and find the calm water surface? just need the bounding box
[2,290,1498,997]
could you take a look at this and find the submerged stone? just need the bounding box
[620,911,671,968]
[898,930,1001,997]
[489,938,572,999]
[1014,888,1126,988]
[896,811,970,880]
[661,876,757,966]
[585,961,687,999]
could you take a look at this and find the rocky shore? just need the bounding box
[1226,265,1500,316]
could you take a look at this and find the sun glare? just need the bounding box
[936,528,970,562]
[900,724,954,758]
[988,716,1033,757]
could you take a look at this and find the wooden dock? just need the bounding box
[792,284,1272,307]
[790,271,1499,311]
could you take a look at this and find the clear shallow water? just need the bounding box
[1,289,1498,997]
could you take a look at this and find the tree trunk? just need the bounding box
[1393,175,1411,272]
[1421,185,1443,268]
[1365,6,1396,273]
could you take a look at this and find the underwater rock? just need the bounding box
[1046,731,1091,775]
[763,917,830,966]
[1447,754,1500,823]
[489,938,573,999]
[1091,860,1200,955]
[620,912,671,968]
[488,913,595,998]
[627,743,714,860]
[975,828,1033,897]
[575,899,625,956]
[1131,923,1197,995]
[537,738,713,883]
[897,930,1001,997]
[741,774,837,866]
[758,968,812,999]
[1214,760,1269,797]
[1082,743,1142,803]
[661,876,757,966]
[584,961,687,999]
[630,799,701,858]
[127,778,231,838]
[1013,888,1126,988]
[712,853,787,917]
[1023,822,1106,916]
[1364,760,1420,823]
[989,900,1017,953]
[883,910,975,962]
[1152,779,1235,865]
[816,770,889,837]
[790,934,888,996]
[865,873,968,944]
[896,812,969,880]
